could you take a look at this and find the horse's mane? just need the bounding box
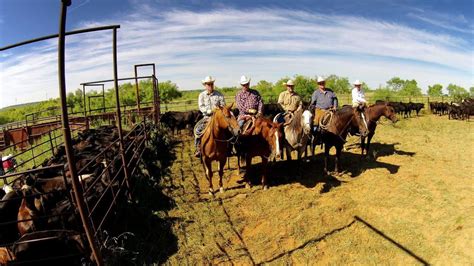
[286,106,303,132]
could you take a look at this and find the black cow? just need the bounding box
[160,110,203,134]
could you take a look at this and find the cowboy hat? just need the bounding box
[240,75,251,85]
[353,80,362,85]
[317,76,326,83]
[283,79,295,86]
[201,76,216,85]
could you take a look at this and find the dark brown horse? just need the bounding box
[321,106,369,174]
[238,117,283,189]
[201,104,240,195]
[352,104,398,156]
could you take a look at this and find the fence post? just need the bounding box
[112,28,132,199]
[57,1,103,265]
[48,131,54,155]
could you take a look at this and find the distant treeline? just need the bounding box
[1,75,472,125]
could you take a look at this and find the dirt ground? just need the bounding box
[159,114,473,265]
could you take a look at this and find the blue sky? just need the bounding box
[0,0,473,108]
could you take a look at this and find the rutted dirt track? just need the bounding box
[161,115,473,265]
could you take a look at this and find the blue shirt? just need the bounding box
[310,88,338,110]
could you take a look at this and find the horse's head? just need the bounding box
[384,105,398,123]
[268,121,284,160]
[352,107,369,138]
[302,109,313,135]
[215,103,240,137]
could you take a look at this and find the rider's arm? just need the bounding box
[257,93,264,115]
[198,93,208,114]
[333,94,339,109]
[310,91,317,110]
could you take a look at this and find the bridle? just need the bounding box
[211,109,239,144]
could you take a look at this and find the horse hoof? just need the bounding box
[219,187,225,193]
[263,185,268,190]
[245,183,251,189]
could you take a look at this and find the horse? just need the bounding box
[200,104,240,195]
[280,106,313,161]
[238,117,283,189]
[350,104,398,157]
[320,106,369,174]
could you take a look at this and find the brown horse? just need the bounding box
[238,117,283,189]
[321,106,369,174]
[355,104,398,156]
[200,104,240,195]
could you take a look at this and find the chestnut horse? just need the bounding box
[350,104,397,156]
[320,106,369,174]
[238,117,283,189]
[200,104,240,195]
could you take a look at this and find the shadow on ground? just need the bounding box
[238,142,415,191]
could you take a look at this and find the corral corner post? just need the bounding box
[58,0,104,264]
[112,28,133,199]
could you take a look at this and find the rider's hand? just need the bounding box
[255,112,262,118]
[206,109,212,115]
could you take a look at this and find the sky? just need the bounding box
[0,0,473,108]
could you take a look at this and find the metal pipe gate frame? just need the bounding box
[0,0,161,264]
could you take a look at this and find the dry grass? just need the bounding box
[159,114,473,265]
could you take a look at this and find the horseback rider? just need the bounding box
[275,79,302,123]
[194,76,226,157]
[309,76,339,141]
[351,79,367,108]
[235,75,264,130]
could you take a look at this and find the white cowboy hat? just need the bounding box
[353,80,362,85]
[317,76,326,83]
[240,75,251,85]
[283,79,295,86]
[201,76,216,85]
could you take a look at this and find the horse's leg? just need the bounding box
[218,158,226,193]
[335,143,342,173]
[360,136,366,156]
[244,155,253,188]
[203,157,214,195]
[324,143,330,175]
[261,157,269,190]
[366,133,374,158]
[286,145,292,161]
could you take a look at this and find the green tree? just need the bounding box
[160,81,182,103]
[446,84,469,101]
[326,74,351,94]
[373,86,395,101]
[386,77,405,91]
[399,79,422,97]
[427,84,443,97]
[470,86,474,97]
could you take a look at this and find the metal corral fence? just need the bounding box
[0,0,160,265]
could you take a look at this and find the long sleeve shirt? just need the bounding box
[198,90,225,115]
[235,89,264,119]
[310,88,338,110]
[351,87,367,105]
[278,90,302,112]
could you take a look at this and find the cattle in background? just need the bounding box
[263,103,283,119]
[160,110,203,134]
[430,102,449,115]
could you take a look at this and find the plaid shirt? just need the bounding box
[235,89,264,119]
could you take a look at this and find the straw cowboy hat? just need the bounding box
[201,76,215,85]
[240,75,251,85]
[353,80,362,86]
[283,79,295,86]
[317,76,326,83]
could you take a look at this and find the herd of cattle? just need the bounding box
[0,125,144,264]
[430,98,474,120]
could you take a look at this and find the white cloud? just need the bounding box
[1,8,473,108]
